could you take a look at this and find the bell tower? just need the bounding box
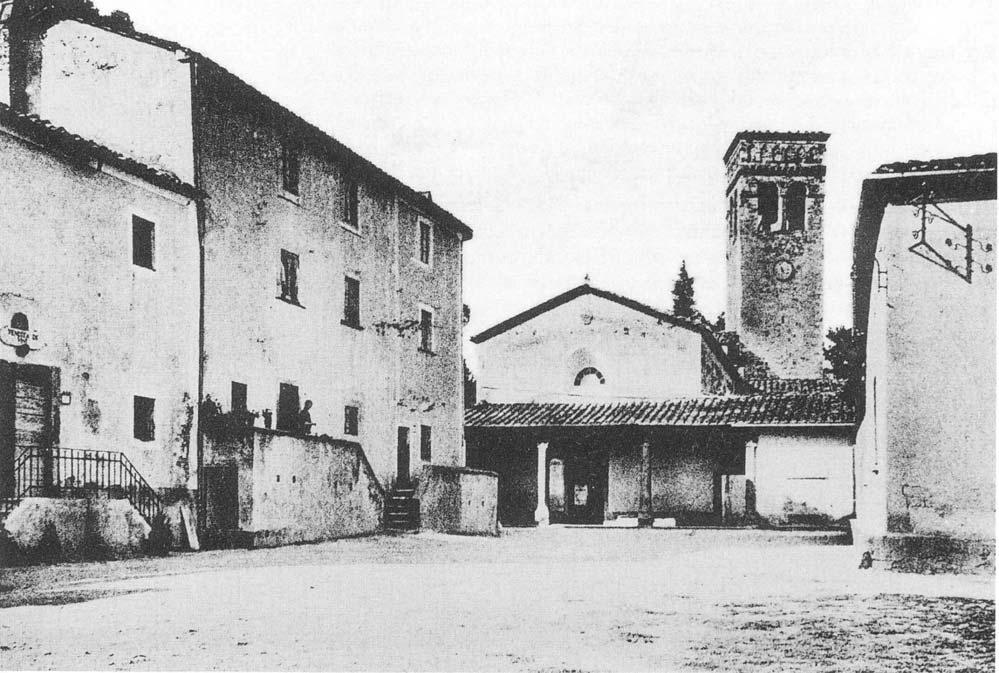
[724,131,829,379]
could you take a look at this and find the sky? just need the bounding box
[95,0,998,344]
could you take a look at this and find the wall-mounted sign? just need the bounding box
[0,326,45,351]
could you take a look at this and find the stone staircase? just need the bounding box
[385,487,419,531]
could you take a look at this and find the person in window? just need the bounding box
[297,400,314,435]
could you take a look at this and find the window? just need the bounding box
[276,383,300,432]
[418,218,433,266]
[340,178,359,230]
[10,313,27,331]
[231,381,247,413]
[727,192,738,240]
[132,215,155,270]
[279,249,299,304]
[343,276,361,328]
[281,142,300,196]
[419,308,434,353]
[344,405,359,436]
[573,366,605,387]
[784,182,807,232]
[420,425,432,462]
[133,396,155,442]
[757,183,779,233]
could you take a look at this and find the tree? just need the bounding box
[711,312,726,333]
[671,260,696,318]
[824,326,865,402]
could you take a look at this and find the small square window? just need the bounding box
[419,308,434,353]
[279,249,300,304]
[418,219,433,266]
[344,405,359,436]
[132,215,155,270]
[282,143,300,196]
[343,276,361,328]
[340,178,359,230]
[420,425,432,462]
[133,396,155,442]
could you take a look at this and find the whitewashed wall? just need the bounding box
[0,124,199,491]
[857,199,996,540]
[748,431,854,523]
[476,293,705,403]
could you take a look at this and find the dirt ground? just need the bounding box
[0,527,993,672]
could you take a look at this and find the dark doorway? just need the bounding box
[0,361,55,498]
[397,426,410,486]
[204,464,239,535]
[276,383,300,432]
[551,443,608,525]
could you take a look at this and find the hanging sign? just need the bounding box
[0,326,45,350]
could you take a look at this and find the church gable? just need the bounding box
[473,284,742,403]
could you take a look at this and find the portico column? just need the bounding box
[638,434,652,526]
[535,441,549,526]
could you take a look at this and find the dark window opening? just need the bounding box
[343,276,361,327]
[132,215,155,269]
[573,366,606,387]
[282,143,300,196]
[784,182,807,232]
[728,192,738,239]
[419,219,432,265]
[133,396,155,442]
[344,405,359,436]
[341,178,359,229]
[757,183,779,233]
[10,313,28,331]
[279,249,299,304]
[420,425,432,462]
[231,381,247,413]
[276,383,300,432]
[419,309,433,352]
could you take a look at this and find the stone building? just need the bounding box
[724,131,828,379]
[851,153,996,573]
[0,2,483,548]
[0,102,200,552]
[465,130,856,529]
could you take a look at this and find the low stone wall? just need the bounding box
[418,465,499,536]
[204,429,385,547]
[856,528,995,575]
[2,496,150,561]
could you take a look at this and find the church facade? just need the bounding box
[466,131,857,528]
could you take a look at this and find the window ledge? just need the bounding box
[418,347,437,356]
[341,319,364,331]
[279,190,301,206]
[276,296,306,309]
[340,221,361,236]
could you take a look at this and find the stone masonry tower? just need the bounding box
[723,131,829,379]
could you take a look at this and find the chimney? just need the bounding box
[5,0,46,114]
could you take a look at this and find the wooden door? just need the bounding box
[204,464,239,534]
[397,426,410,487]
[0,363,53,498]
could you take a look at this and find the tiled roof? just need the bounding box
[744,378,845,394]
[0,103,199,198]
[64,17,473,241]
[465,393,855,429]
[874,153,996,175]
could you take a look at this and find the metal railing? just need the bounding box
[9,447,163,525]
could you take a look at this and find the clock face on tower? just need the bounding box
[772,259,795,282]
